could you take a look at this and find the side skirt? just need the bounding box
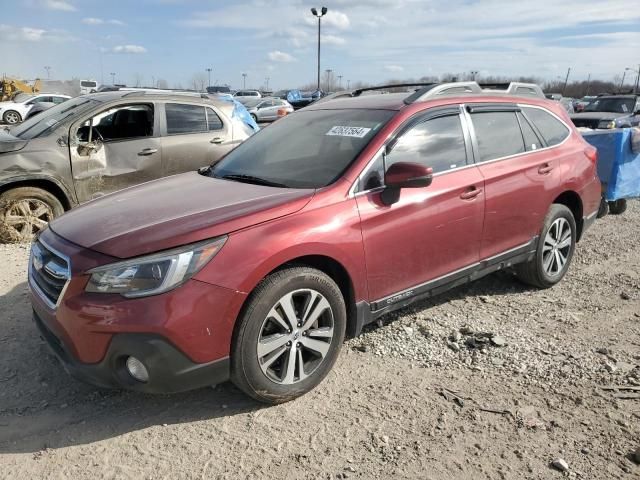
[351,237,538,336]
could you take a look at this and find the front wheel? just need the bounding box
[515,204,576,289]
[3,110,22,124]
[0,187,64,243]
[231,267,346,404]
[250,113,258,123]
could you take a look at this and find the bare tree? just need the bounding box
[191,72,207,92]
[133,73,143,88]
[157,78,169,89]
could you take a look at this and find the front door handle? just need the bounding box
[210,137,224,144]
[138,148,158,156]
[460,186,483,200]
[538,163,553,175]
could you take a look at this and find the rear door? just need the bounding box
[466,104,568,259]
[69,102,162,202]
[355,107,485,302]
[160,102,233,176]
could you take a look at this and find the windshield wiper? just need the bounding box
[220,173,287,188]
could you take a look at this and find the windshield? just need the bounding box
[12,93,33,103]
[11,97,100,140]
[584,98,636,114]
[210,109,394,188]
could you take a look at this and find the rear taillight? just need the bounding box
[584,145,598,164]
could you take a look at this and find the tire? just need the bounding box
[231,266,346,404]
[3,110,22,124]
[608,199,627,215]
[515,204,576,289]
[250,113,258,123]
[0,187,64,243]
[597,197,608,218]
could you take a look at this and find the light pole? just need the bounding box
[310,7,328,91]
[325,69,333,91]
[206,68,212,88]
[470,70,478,81]
[619,71,627,91]
[346,79,350,90]
[110,72,116,85]
[585,73,591,96]
[265,76,270,91]
[44,66,51,79]
[561,67,571,96]
[242,73,247,89]
[337,75,343,89]
[625,66,640,94]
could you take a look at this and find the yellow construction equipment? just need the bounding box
[1,76,42,101]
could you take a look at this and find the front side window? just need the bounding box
[386,114,467,174]
[166,103,207,134]
[78,103,154,142]
[521,107,569,147]
[471,111,525,162]
[210,109,393,189]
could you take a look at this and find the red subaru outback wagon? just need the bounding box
[29,82,601,404]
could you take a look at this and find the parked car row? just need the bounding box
[0,92,70,124]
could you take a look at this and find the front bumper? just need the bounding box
[34,310,230,393]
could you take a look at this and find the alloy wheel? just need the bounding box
[4,111,20,124]
[257,288,334,385]
[542,217,572,277]
[2,199,53,241]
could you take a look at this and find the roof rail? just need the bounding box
[121,89,210,99]
[405,81,545,104]
[353,82,437,97]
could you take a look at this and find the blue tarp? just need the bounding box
[581,128,640,201]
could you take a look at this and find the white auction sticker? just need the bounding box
[326,126,372,138]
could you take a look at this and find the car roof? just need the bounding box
[84,90,237,109]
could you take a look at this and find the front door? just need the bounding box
[69,102,162,202]
[356,108,485,302]
[161,102,233,176]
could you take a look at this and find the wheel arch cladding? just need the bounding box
[0,179,73,210]
[553,191,583,241]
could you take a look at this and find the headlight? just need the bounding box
[85,236,227,298]
[597,120,616,129]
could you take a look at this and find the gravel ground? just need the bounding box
[0,201,639,479]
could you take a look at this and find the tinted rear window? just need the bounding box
[522,107,569,146]
[470,111,525,162]
[166,103,207,134]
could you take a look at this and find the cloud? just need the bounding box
[268,50,296,62]
[82,17,126,26]
[384,65,404,72]
[321,11,351,30]
[42,0,76,11]
[0,24,73,42]
[112,44,147,54]
[321,34,346,46]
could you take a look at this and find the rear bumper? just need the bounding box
[34,310,230,393]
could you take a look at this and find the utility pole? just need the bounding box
[44,66,51,79]
[628,65,640,94]
[325,69,333,92]
[585,73,591,96]
[310,7,328,91]
[242,73,247,89]
[206,68,212,88]
[561,67,571,96]
[110,72,116,85]
[619,71,627,92]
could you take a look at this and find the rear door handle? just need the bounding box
[210,137,224,144]
[538,163,553,175]
[137,148,158,156]
[460,186,483,200]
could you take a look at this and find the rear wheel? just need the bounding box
[515,204,576,289]
[3,110,22,124]
[0,187,64,242]
[608,199,627,215]
[250,113,258,123]
[231,266,346,404]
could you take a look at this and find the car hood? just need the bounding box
[50,171,315,259]
[570,112,627,121]
[0,128,28,153]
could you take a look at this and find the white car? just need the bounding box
[0,93,71,124]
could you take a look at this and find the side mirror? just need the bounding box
[77,140,103,157]
[381,162,433,205]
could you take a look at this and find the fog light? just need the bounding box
[125,356,149,383]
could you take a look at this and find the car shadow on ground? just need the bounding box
[0,270,531,453]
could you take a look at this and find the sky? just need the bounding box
[1,0,640,90]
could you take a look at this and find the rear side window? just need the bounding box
[517,112,542,151]
[386,114,467,174]
[471,112,524,162]
[206,107,223,131]
[521,107,569,146]
[166,103,207,134]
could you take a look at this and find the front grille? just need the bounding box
[571,118,600,129]
[29,240,70,308]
